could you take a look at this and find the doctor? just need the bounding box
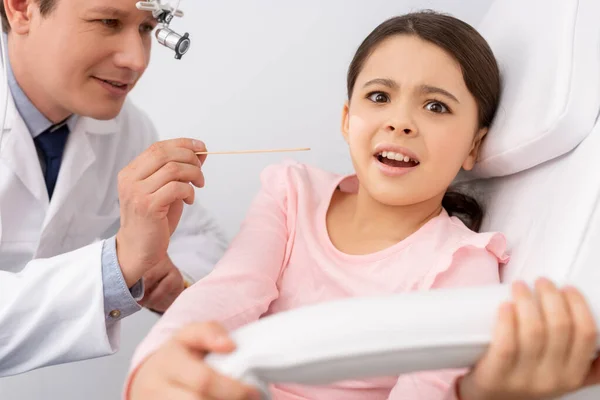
[0,0,228,377]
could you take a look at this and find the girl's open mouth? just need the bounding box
[375,151,420,168]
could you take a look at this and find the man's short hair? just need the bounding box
[1,0,57,33]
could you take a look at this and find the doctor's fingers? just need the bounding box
[141,261,171,292]
[140,269,169,305]
[123,140,205,181]
[150,181,196,208]
[141,270,184,311]
[142,162,205,193]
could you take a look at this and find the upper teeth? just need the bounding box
[379,151,417,163]
[104,80,125,87]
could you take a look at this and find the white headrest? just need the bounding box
[466,0,600,179]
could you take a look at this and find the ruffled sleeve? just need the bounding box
[420,230,510,290]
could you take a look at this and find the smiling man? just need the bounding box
[0,0,227,377]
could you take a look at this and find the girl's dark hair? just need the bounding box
[346,11,501,232]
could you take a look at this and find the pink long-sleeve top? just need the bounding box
[126,160,509,400]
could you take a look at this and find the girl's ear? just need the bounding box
[341,101,350,143]
[463,127,488,171]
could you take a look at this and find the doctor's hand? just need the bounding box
[128,322,261,400]
[458,279,600,400]
[116,138,208,288]
[139,257,185,313]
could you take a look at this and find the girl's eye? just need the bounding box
[425,101,449,114]
[367,92,390,103]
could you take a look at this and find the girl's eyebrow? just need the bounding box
[363,78,399,90]
[420,85,460,104]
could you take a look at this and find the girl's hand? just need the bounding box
[459,278,600,400]
[129,321,261,400]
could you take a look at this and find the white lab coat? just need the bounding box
[0,85,228,377]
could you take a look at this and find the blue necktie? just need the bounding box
[34,123,70,199]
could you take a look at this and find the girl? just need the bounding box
[126,11,600,400]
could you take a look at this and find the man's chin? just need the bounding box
[76,100,127,121]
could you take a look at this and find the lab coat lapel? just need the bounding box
[43,116,119,230]
[0,94,49,205]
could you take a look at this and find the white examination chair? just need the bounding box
[205,0,600,398]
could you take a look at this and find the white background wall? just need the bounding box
[0,1,496,399]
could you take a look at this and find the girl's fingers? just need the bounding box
[513,281,546,372]
[583,355,600,387]
[563,286,598,389]
[467,299,519,399]
[483,301,519,379]
[536,279,572,371]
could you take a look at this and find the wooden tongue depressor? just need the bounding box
[195,147,311,155]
